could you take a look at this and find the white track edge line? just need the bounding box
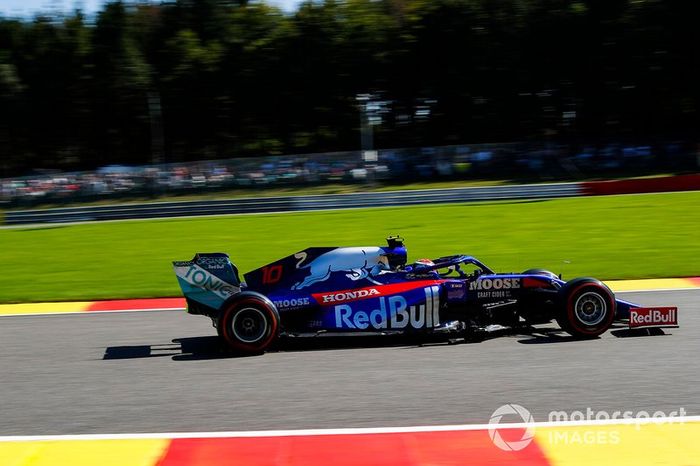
[1,415,700,442]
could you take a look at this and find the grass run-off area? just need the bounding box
[1,191,698,303]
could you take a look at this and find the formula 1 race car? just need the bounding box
[173,237,678,354]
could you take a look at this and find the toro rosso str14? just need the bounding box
[173,237,678,354]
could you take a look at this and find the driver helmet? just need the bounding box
[383,246,407,269]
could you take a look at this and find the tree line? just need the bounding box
[0,0,697,176]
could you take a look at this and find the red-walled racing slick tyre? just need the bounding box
[556,278,616,338]
[217,293,280,354]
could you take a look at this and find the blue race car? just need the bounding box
[173,237,678,354]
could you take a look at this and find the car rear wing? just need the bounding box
[173,253,242,314]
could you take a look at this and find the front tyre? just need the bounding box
[218,293,279,354]
[556,278,615,338]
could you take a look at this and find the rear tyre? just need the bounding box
[217,293,279,354]
[555,278,616,339]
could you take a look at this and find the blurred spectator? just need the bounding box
[1,142,696,208]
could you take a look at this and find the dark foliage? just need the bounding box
[0,0,697,175]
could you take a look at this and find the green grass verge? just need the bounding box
[1,191,698,303]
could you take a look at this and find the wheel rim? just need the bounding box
[231,307,268,343]
[574,292,607,326]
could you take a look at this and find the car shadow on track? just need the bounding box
[516,325,669,344]
[610,327,668,338]
[103,336,229,361]
[103,334,481,361]
[102,326,671,361]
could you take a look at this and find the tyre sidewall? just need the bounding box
[557,279,616,338]
[219,294,279,353]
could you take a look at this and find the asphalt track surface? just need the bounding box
[0,290,696,436]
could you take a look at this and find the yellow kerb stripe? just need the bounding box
[536,422,700,466]
[605,278,696,292]
[0,302,92,315]
[0,439,170,466]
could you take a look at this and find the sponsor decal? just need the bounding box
[312,280,445,306]
[196,256,230,270]
[470,277,520,300]
[446,281,466,301]
[174,263,240,300]
[629,307,678,328]
[334,286,440,330]
[317,288,380,304]
[469,277,521,291]
[273,297,311,310]
[477,290,512,299]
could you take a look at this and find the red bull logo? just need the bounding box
[334,286,440,330]
[629,307,678,328]
[293,247,389,290]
